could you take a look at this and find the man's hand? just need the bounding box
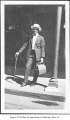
[15,52,19,58]
[40,58,44,64]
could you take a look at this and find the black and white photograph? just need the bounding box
[1,1,70,115]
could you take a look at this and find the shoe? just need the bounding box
[49,78,58,82]
[21,82,28,87]
[30,82,36,86]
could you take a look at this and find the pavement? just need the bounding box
[5,74,65,96]
[5,74,66,96]
[4,74,66,110]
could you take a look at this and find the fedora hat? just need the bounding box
[31,24,42,32]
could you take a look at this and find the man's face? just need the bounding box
[32,28,38,36]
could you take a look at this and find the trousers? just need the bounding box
[24,50,39,83]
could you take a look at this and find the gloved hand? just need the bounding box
[15,52,19,58]
[40,58,44,64]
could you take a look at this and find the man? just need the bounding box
[15,24,45,87]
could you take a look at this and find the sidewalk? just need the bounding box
[4,74,66,110]
[5,74,66,96]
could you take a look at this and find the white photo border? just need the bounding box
[1,1,70,114]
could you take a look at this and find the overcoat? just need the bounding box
[18,34,45,61]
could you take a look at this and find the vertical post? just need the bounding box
[53,6,62,79]
[48,7,62,86]
[29,6,32,39]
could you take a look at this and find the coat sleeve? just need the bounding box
[41,37,45,58]
[18,42,28,54]
[26,40,32,60]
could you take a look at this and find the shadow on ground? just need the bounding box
[5,88,65,103]
[5,75,47,87]
[32,100,59,106]
[5,76,24,85]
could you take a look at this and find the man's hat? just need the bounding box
[31,24,42,32]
